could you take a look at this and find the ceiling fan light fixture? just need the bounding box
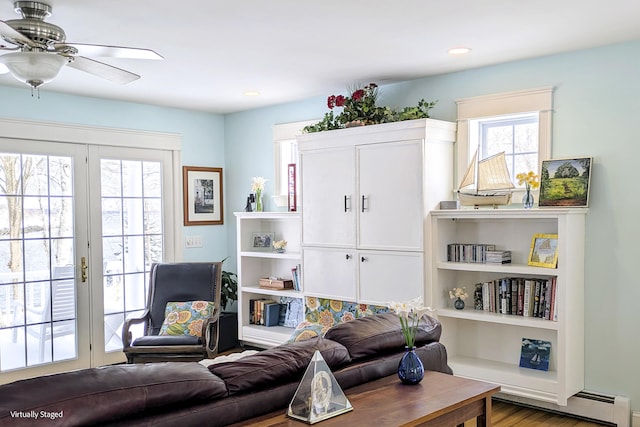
[448,47,471,55]
[0,51,67,88]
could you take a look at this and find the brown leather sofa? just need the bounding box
[0,313,452,426]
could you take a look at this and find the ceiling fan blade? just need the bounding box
[55,43,163,60]
[67,56,140,84]
[0,20,36,48]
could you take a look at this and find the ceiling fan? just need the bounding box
[0,1,163,90]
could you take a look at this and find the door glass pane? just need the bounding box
[0,153,78,371]
[100,159,163,352]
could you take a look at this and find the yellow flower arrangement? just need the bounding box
[516,171,540,191]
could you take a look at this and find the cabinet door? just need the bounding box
[301,147,356,247]
[303,247,356,301]
[358,251,423,305]
[358,140,423,251]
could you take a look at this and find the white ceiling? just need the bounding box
[1,0,639,114]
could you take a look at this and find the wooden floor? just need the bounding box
[463,399,609,426]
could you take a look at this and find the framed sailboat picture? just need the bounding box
[528,233,558,268]
[519,338,551,371]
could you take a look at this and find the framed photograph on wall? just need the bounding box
[527,233,558,268]
[288,163,297,212]
[183,166,223,225]
[539,157,592,207]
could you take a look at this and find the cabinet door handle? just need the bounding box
[361,195,367,212]
[344,195,349,212]
[361,256,367,262]
[345,254,351,260]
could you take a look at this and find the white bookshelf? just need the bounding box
[234,212,302,348]
[429,208,587,406]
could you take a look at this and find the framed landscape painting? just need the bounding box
[539,157,592,207]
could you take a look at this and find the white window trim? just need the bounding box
[455,87,554,190]
[272,119,318,207]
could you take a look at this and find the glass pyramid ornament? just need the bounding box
[287,350,353,424]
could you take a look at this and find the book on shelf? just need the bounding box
[264,302,282,327]
[472,276,557,320]
[291,264,301,291]
[249,298,277,326]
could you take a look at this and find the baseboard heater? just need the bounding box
[495,390,630,427]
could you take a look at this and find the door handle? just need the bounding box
[345,254,351,260]
[361,256,367,262]
[344,195,349,212]
[361,195,367,212]
[81,256,88,283]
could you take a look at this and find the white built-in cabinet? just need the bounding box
[297,118,456,306]
[429,208,587,406]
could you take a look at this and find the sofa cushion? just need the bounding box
[209,337,350,394]
[323,312,442,360]
[132,334,201,346]
[0,362,226,426]
[288,297,391,342]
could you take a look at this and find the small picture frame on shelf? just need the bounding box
[527,233,558,268]
[539,157,592,207]
[519,338,551,371]
[252,232,274,249]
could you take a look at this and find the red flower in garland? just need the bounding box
[351,89,365,101]
[335,95,345,107]
[327,95,336,109]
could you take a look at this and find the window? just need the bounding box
[272,120,318,207]
[456,87,553,193]
[471,113,539,187]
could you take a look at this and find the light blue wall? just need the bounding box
[224,40,640,411]
[0,86,228,263]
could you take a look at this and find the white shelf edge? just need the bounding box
[449,356,559,396]
[431,208,588,219]
[435,308,559,330]
[240,285,303,299]
[436,261,557,276]
[239,251,302,259]
[234,211,301,219]
[241,325,293,348]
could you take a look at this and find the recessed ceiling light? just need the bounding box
[448,47,471,55]
[243,90,261,97]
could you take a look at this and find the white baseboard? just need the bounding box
[495,391,630,427]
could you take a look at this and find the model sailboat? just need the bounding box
[457,151,515,207]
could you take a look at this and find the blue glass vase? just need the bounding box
[522,188,534,209]
[397,346,424,385]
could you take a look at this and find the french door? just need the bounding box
[0,137,175,382]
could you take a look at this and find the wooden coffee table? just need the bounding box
[230,371,500,426]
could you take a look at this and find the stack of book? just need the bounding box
[485,250,511,264]
[447,243,495,263]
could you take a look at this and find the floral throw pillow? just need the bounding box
[159,301,215,337]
